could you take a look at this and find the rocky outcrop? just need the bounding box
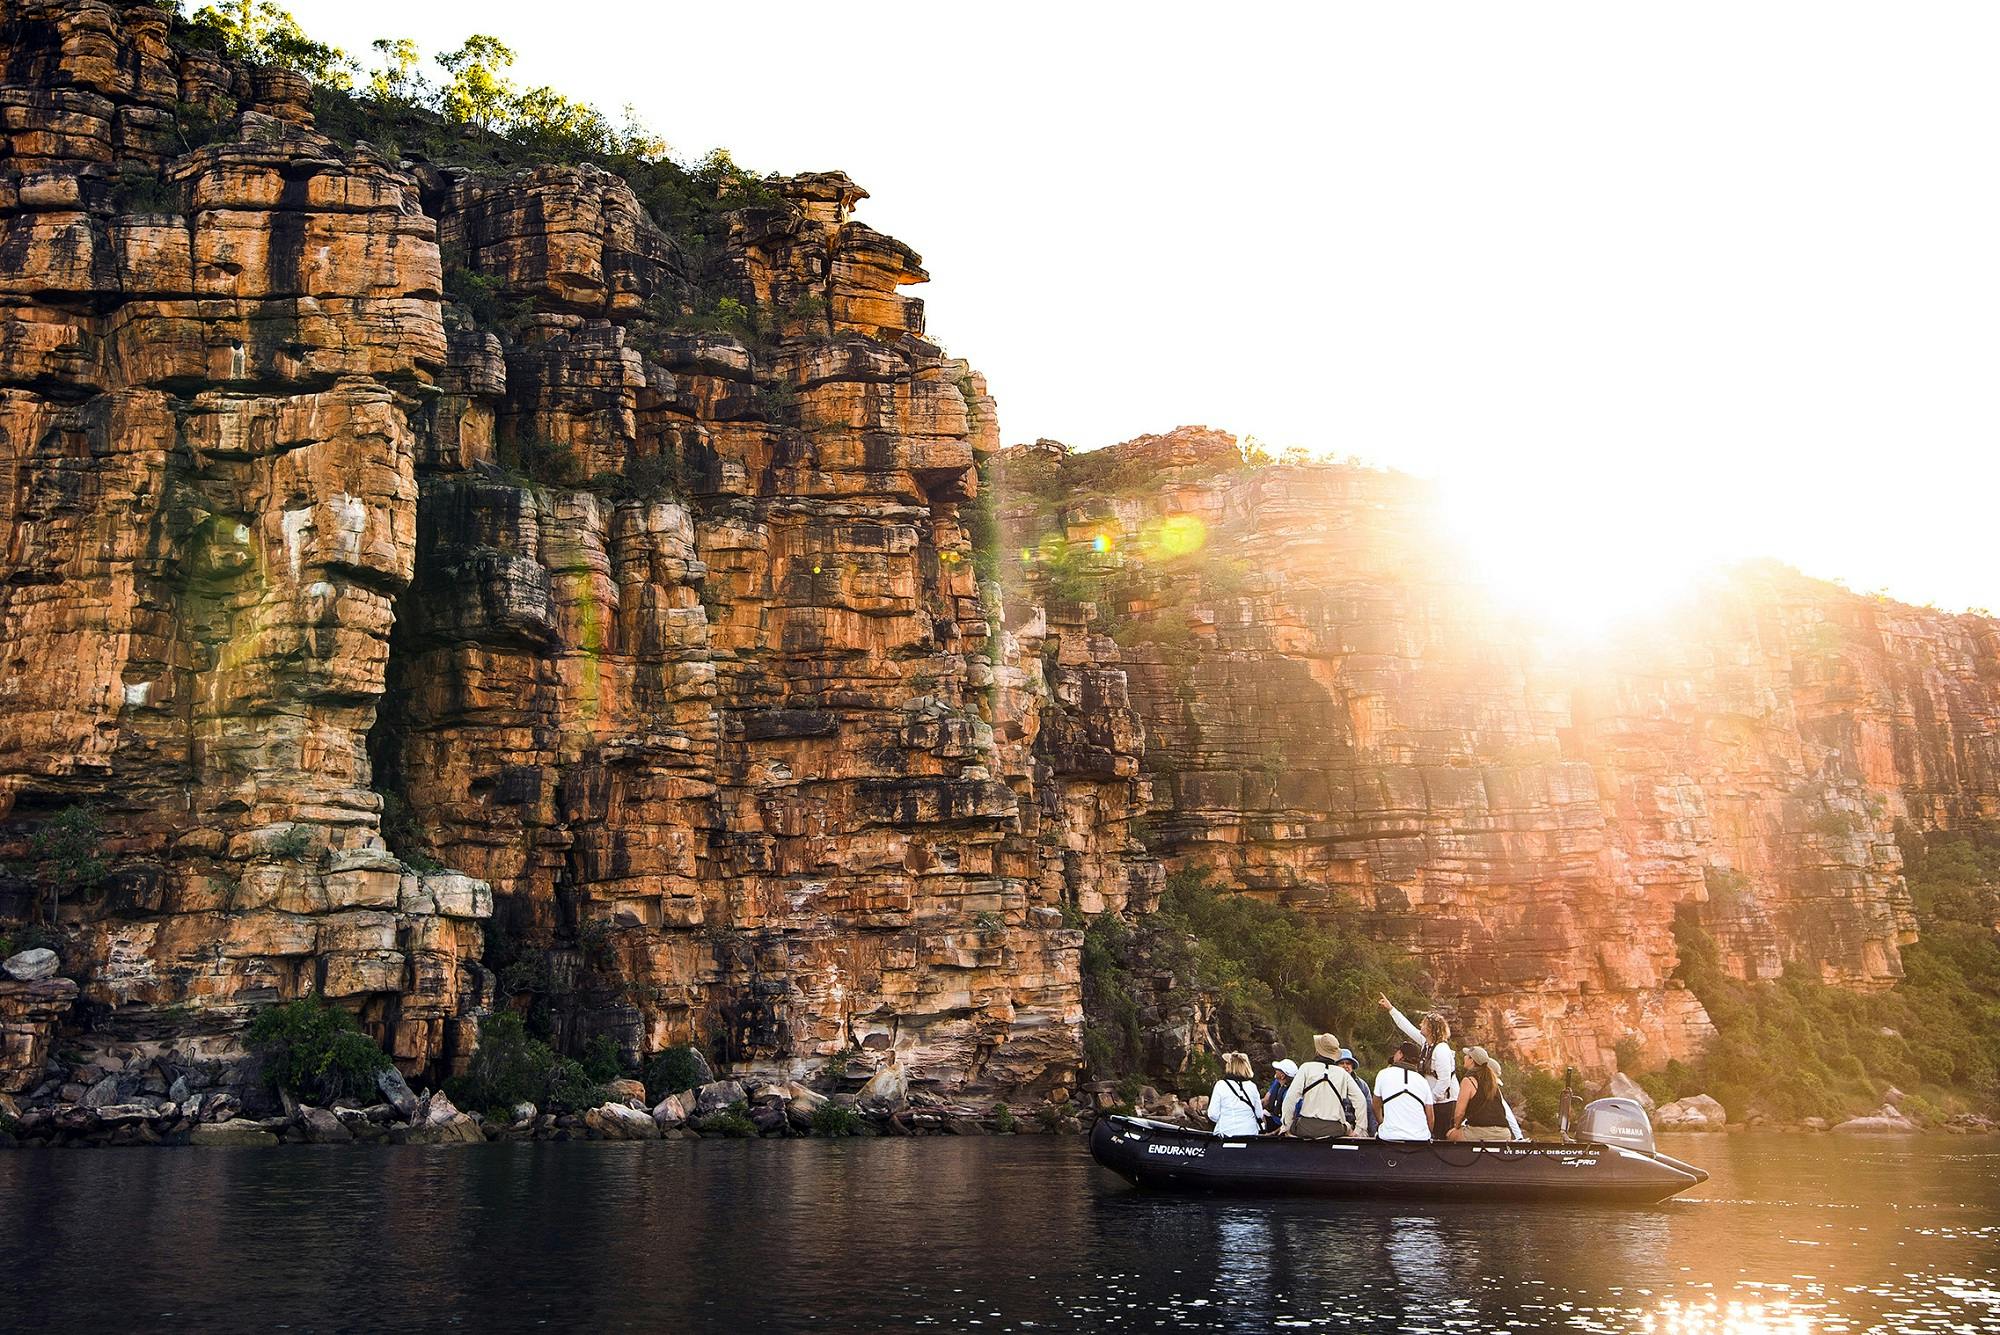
[0,2,1989,1099]
[1654,1094,1728,1132]
[0,973,76,1093]
[1570,561,1998,988]
[0,1,1149,1099]
[0,2,487,1077]
[995,429,2000,1074]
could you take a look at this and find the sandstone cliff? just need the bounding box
[994,429,2000,1073]
[1,1,1992,1102]
[0,0,1152,1097]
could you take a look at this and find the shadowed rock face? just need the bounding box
[994,430,2000,1074]
[0,1,482,1073]
[0,0,1151,1095]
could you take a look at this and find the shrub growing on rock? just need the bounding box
[1178,1050,1222,1098]
[448,1013,602,1115]
[644,1044,706,1100]
[19,803,107,925]
[1516,1066,1564,1129]
[696,1103,758,1138]
[449,1011,554,1113]
[809,1102,861,1137]
[543,1057,604,1115]
[589,452,682,503]
[247,994,390,1102]
[579,1033,623,1083]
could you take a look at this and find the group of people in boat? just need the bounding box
[1203,994,1523,1142]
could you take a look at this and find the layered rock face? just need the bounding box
[1572,562,1998,988]
[995,430,2000,1072]
[0,0,1151,1095]
[0,2,486,1073]
[2,2,1988,1095]
[376,159,1155,1093]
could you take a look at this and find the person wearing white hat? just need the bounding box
[1262,1058,1299,1131]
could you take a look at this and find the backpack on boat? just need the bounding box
[1288,1069,1355,1140]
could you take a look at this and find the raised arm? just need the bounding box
[1387,1004,1425,1048]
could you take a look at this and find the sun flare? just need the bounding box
[1436,469,1721,647]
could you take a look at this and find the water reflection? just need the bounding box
[0,1135,1994,1333]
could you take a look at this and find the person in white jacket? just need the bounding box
[1379,994,1455,1135]
[1205,1051,1266,1137]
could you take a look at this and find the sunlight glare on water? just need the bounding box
[1639,1298,1816,1335]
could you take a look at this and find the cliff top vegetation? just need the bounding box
[169,2,778,252]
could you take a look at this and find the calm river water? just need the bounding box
[3,1133,1996,1333]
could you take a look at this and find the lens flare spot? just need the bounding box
[1091,534,1111,554]
[1157,513,1207,557]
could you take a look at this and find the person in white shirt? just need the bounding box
[1379,993,1455,1135]
[1205,1051,1266,1137]
[1373,1041,1435,1141]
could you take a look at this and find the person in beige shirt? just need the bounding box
[1280,1032,1372,1139]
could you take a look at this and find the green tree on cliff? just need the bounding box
[19,804,107,926]
[364,37,428,108]
[189,2,353,88]
[437,34,518,129]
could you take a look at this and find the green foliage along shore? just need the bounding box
[247,994,390,1103]
[446,1012,606,1117]
[1082,870,1427,1094]
[1645,832,2000,1122]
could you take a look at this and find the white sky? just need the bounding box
[284,1,2000,626]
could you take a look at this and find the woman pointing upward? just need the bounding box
[1379,993,1455,1137]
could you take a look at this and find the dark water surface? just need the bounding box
[3,1133,1996,1333]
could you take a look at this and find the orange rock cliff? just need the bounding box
[2,1,1994,1097]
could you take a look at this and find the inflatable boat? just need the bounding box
[1089,1098,1708,1204]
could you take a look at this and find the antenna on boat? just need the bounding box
[1559,1067,1577,1142]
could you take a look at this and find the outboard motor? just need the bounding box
[1578,1097,1657,1154]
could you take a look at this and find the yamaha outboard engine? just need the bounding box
[1578,1097,1657,1154]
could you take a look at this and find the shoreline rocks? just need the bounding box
[1654,1095,1729,1132]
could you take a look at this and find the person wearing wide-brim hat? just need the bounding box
[1446,1045,1523,1141]
[1280,1032,1371,1139]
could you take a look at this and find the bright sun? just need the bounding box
[1434,469,1724,647]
